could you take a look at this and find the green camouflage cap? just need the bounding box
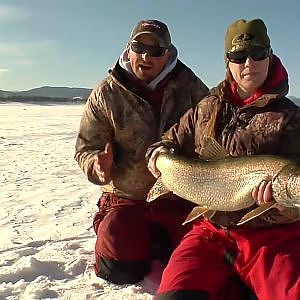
[225,18,270,53]
[130,19,172,48]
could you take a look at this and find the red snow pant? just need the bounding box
[92,192,195,284]
[157,218,300,300]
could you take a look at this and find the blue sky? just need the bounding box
[2,0,300,96]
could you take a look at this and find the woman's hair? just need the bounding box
[218,68,233,101]
[201,72,232,140]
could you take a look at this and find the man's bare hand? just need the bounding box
[94,143,114,184]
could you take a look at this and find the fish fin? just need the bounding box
[202,209,217,220]
[201,136,229,160]
[182,206,210,225]
[147,177,170,202]
[237,202,277,225]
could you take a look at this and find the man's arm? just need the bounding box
[75,87,115,185]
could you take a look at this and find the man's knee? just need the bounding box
[94,255,151,284]
[95,206,150,260]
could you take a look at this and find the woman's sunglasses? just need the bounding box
[130,41,167,57]
[226,47,271,64]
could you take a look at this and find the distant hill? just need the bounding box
[0,86,92,103]
[1,86,299,105]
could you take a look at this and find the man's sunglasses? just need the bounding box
[226,47,271,64]
[130,41,167,57]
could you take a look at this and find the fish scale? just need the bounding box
[148,152,300,212]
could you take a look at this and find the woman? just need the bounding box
[147,18,300,300]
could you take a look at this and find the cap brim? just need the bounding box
[131,31,170,48]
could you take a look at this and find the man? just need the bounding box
[74,19,208,284]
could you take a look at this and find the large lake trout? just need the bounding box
[147,137,300,224]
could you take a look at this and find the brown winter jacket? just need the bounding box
[147,75,300,228]
[75,59,208,200]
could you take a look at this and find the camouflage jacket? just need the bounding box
[74,59,208,200]
[147,79,300,228]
